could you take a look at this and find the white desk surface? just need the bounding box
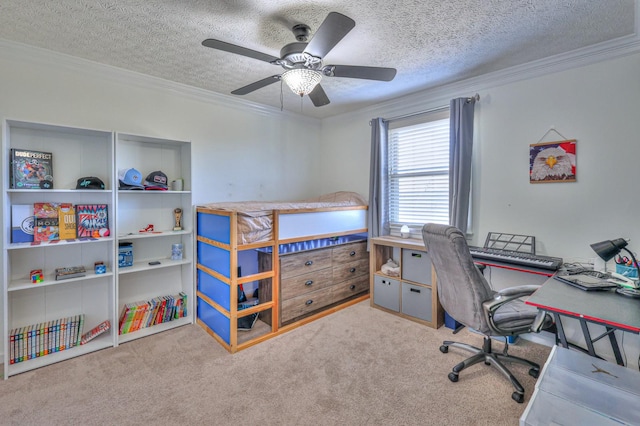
[521,345,640,425]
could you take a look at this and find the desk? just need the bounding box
[526,277,640,365]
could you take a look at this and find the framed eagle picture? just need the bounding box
[529,139,576,183]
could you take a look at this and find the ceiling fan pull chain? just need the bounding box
[280,79,284,111]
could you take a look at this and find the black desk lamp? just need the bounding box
[590,238,640,296]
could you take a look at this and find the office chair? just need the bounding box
[422,223,553,403]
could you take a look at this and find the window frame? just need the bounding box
[384,108,451,238]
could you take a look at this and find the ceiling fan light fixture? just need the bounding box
[281,69,322,96]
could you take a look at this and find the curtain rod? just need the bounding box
[383,93,480,123]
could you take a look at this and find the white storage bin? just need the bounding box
[401,249,431,284]
[401,282,432,321]
[373,274,400,312]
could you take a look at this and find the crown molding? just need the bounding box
[0,39,320,125]
[343,29,640,122]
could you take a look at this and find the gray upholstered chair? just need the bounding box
[422,223,553,403]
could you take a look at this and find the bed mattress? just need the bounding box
[199,192,367,244]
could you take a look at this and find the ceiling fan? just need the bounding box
[202,12,397,107]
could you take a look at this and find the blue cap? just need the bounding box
[118,168,144,189]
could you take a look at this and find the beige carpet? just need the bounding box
[0,301,550,425]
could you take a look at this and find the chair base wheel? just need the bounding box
[440,345,449,353]
[448,372,459,382]
[512,392,524,403]
[529,367,540,378]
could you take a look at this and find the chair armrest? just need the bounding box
[482,285,541,315]
[482,284,545,334]
[497,285,541,299]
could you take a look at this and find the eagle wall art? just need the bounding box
[529,140,576,183]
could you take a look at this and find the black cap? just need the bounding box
[76,176,105,190]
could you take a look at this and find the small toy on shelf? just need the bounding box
[30,269,44,283]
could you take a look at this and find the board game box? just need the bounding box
[58,203,77,240]
[11,204,35,243]
[76,204,110,238]
[33,202,59,242]
[10,148,54,189]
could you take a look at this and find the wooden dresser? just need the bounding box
[260,240,369,326]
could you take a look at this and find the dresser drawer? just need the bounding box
[281,267,334,300]
[332,257,369,282]
[332,275,369,300]
[280,248,332,279]
[332,241,368,264]
[281,286,335,323]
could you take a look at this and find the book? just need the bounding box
[80,320,110,345]
[11,204,35,243]
[33,202,60,242]
[58,203,77,240]
[76,204,110,238]
[55,266,87,280]
[10,148,54,189]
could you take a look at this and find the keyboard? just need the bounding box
[468,246,563,271]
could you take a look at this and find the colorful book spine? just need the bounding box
[8,314,88,364]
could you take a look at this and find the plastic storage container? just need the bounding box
[118,242,133,267]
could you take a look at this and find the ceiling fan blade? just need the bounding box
[231,75,281,95]
[308,84,330,107]
[202,39,279,63]
[303,12,355,59]
[326,65,397,81]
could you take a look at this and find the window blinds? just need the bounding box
[388,116,450,226]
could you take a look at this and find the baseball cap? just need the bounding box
[144,171,168,190]
[76,176,105,190]
[118,168,144,190]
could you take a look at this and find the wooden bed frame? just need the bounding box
[196,203,369,353]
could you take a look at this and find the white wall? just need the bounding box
[0,42,324,205]
[318,50,640,366]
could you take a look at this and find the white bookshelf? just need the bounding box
[1,121,194,378]
[114,133,194,344]
[2,119,116,378]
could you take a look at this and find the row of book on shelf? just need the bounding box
[119,292,188,335]
[11,202,109,243]
[9,315,111,365]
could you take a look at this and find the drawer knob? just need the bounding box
[350,251,356,256]
[305,280,313,286]
[305,299,313,306]
[349,267,356,273]
[305,260,313,266]
[410,288,421,293]
[349,285,356,290]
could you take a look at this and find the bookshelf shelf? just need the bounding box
[7,236,114,251]
[118,258,191,275]
[117,316,191,344]
[8,270,114,292]
[117,230,192,240]
[7,336,113,377]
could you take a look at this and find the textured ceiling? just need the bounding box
[0,1,636,119]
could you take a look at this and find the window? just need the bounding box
[386,110,450,234]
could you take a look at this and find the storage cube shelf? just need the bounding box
[1,119,194,378]
[369,236,443,328]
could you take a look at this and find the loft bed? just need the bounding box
[195,192,369,353]
[197,191,368,245]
